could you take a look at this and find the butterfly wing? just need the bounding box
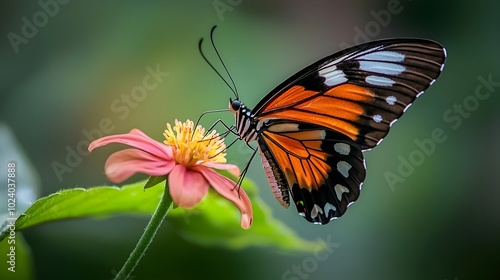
[254,38,446,150]
[253,39,446,223]
[257,121,366,224]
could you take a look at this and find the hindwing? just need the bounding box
[257,121,366,224]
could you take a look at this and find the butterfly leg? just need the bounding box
[193,109,235,137]
[206,119,237,136]
[207,136,239,160]
[198,119,237,153]
[195,117,236,150]
[235,144,258,195]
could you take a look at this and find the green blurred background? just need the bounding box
[1,0,499,279]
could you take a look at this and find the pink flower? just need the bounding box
[88,120,253,229]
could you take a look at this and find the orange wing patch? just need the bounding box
[325,83,375,101]
[261,129,332,191]
[260,84,375,141]
[262,86,320,111]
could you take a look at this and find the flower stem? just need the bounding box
[114,185,172,280]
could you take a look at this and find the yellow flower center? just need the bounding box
[163,119,227,167]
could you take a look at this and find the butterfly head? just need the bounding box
[229,98,242,114]
[229,98,253,119]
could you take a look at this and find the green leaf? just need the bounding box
[0,175,320,253]
[0,182,164,242]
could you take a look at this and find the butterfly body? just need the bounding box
[226,38,446,224]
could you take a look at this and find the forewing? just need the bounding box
[253,39,446,150]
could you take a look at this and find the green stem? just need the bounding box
[114,185,172,280]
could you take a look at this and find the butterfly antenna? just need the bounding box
[199,29,238,98]
[209,25,239,100]
[194,108,230,133]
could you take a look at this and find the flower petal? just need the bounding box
[169,164,209,208]
[105,149,175,183]
[195,166,253,229]
[202,162,241,177]
[89,129,172,159]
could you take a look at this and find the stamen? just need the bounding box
[164,119,227,167]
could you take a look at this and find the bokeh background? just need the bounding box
[1,0,499,279]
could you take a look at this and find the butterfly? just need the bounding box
[199,26,446,224]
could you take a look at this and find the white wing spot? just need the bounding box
[324,203,336,218]
[319,66,348,86]
[389,118,398,127]
[373,114,383,123]
[358,51,405,62]
[403,103,413,113]
[334,184,350,201]
[311,204,323,219]
[334,143,351,155]
[337,161,352,178]
[365,75,395,87]
[376,138,384,146]
[359,61,405,76]
[386,95,397,105]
